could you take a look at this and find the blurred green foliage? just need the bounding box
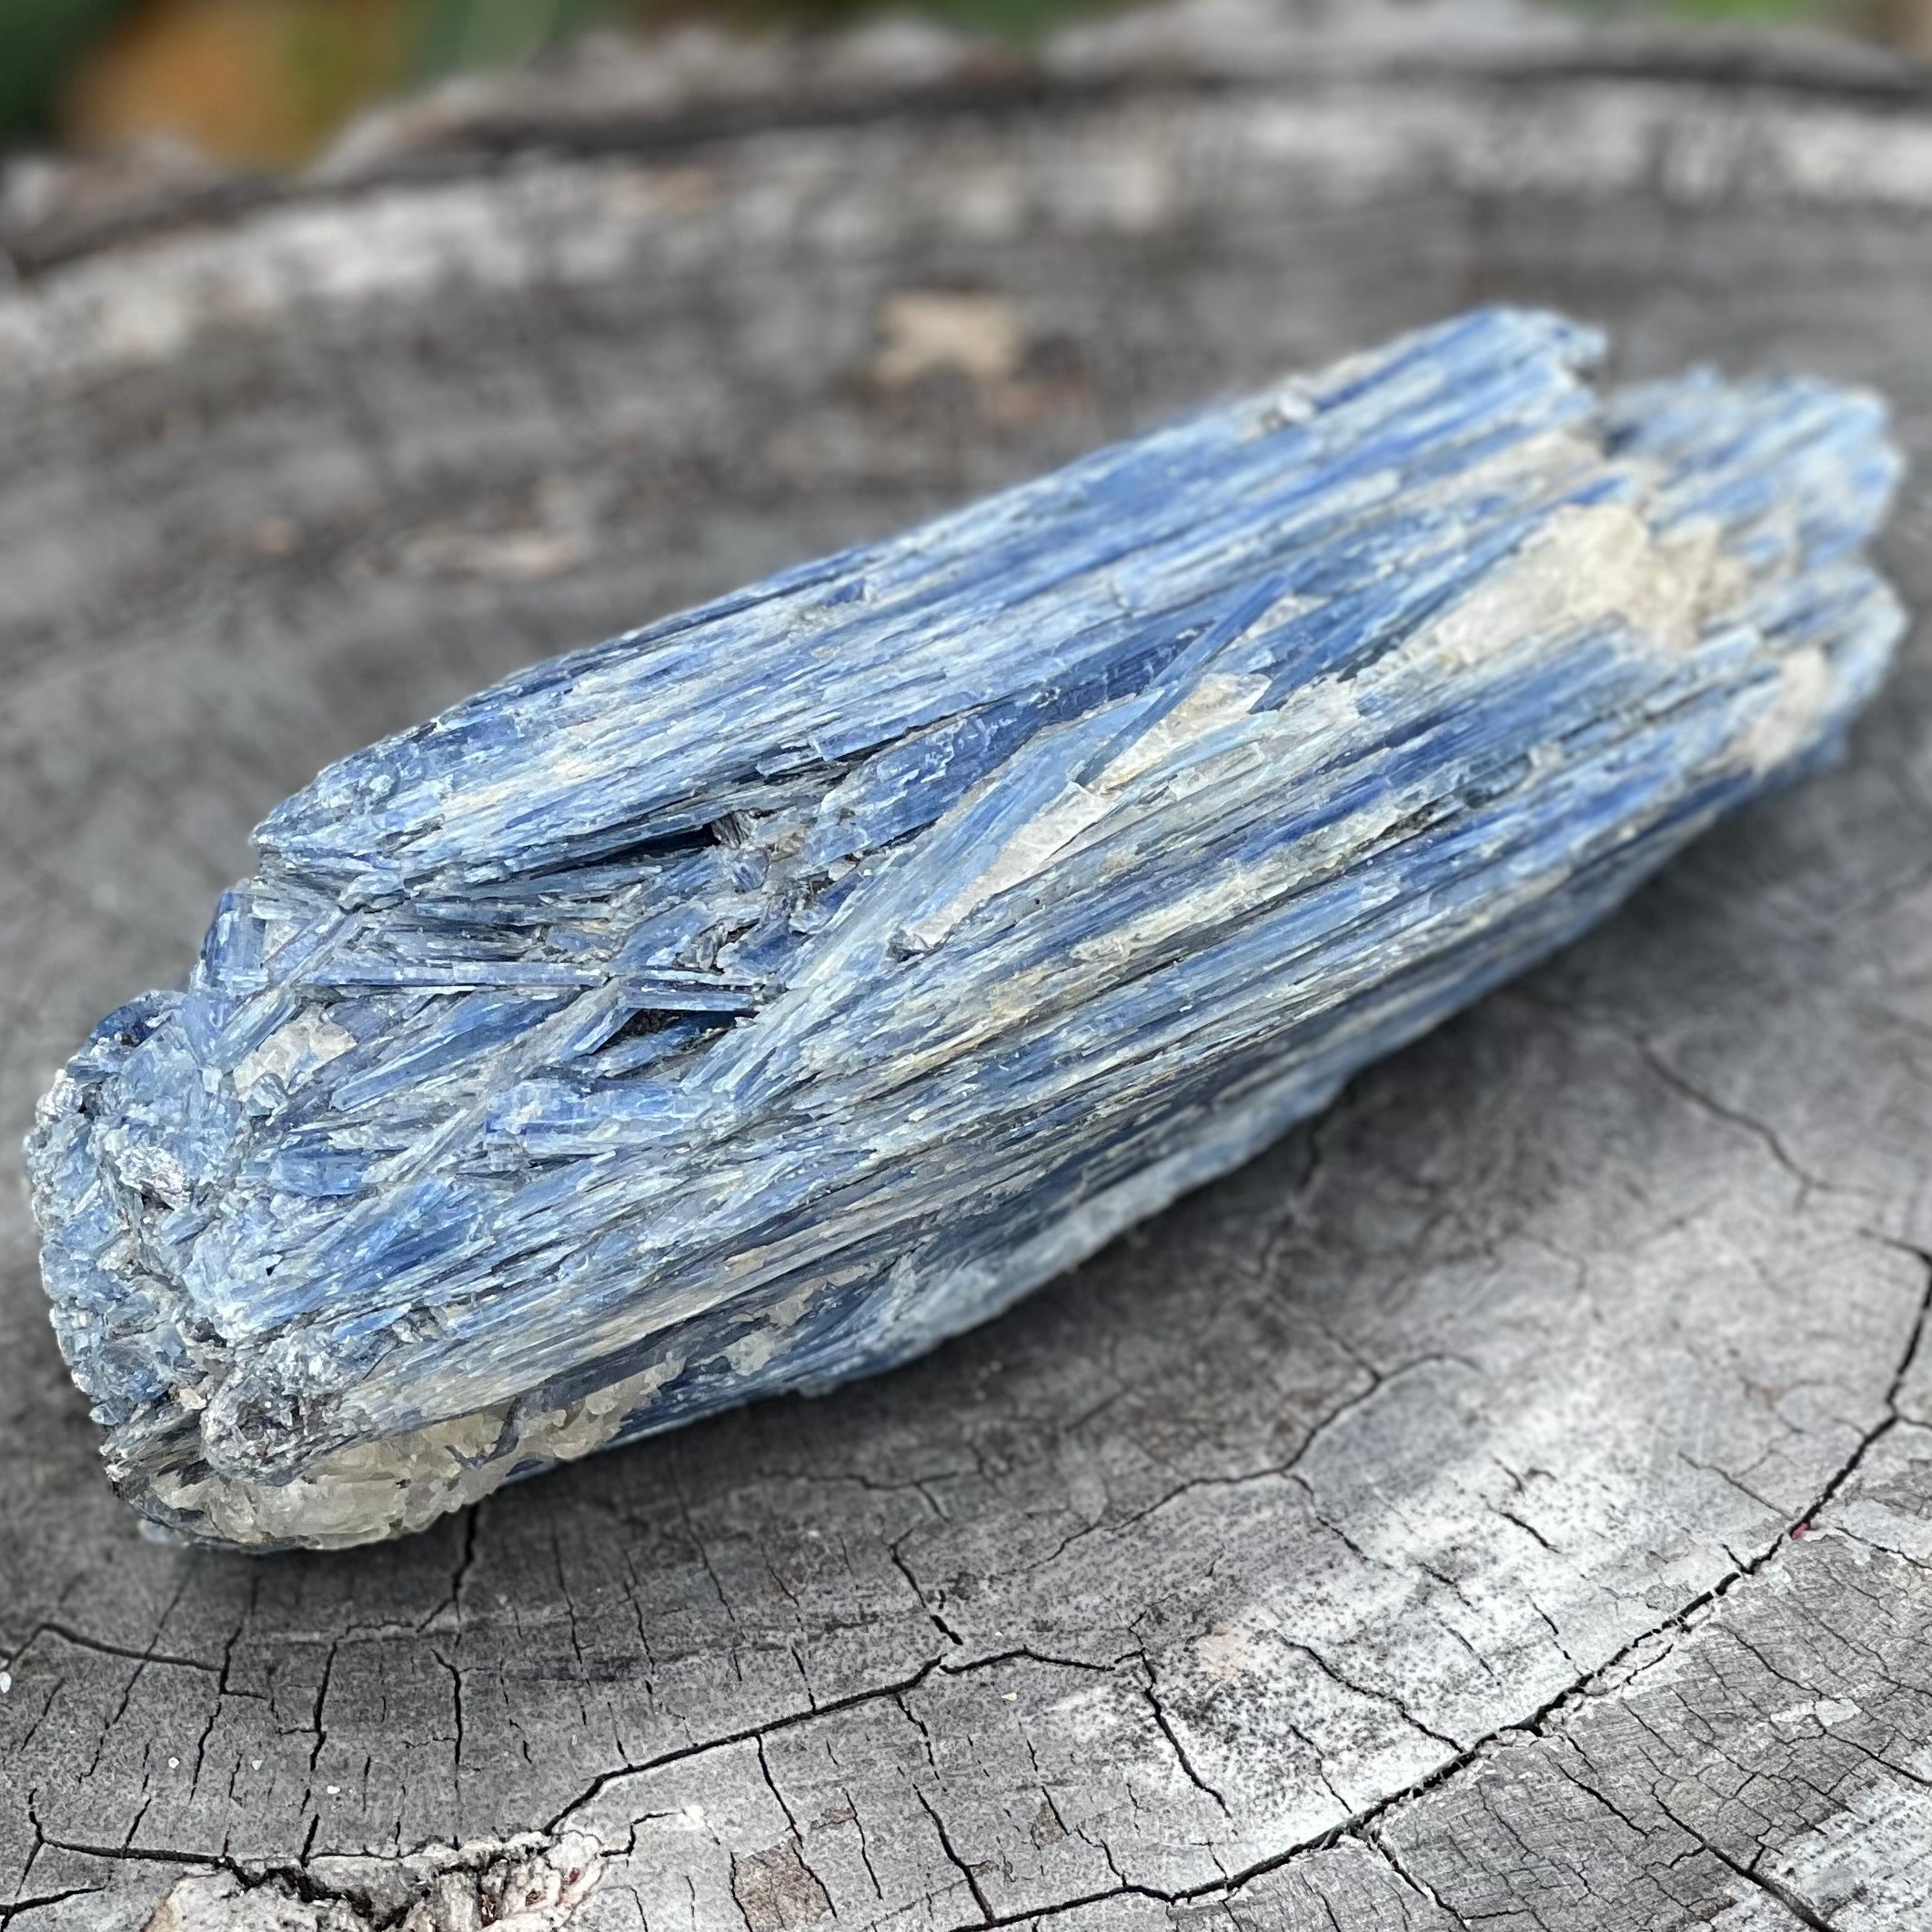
[1634,0,1819,15]
[405,0,627,78]
[0,0,120,135]
[0,0,1858,151]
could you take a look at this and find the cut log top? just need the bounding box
[3,3,1932,1926]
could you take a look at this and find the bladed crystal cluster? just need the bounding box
[26,310,1904,1548]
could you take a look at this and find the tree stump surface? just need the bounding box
[5,5,1932,1925]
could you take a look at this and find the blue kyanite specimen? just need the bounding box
[25,310,1904,1548]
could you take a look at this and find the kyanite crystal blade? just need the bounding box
[25,308,1904,1548]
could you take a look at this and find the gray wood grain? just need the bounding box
[4,6,1932,1924]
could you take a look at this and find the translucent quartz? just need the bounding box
[25,310,1903,1547]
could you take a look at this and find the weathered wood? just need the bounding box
[4,4,1932,1924]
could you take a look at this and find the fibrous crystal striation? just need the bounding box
[26,309,1904,1548]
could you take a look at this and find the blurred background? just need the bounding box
[4,0,1928,170]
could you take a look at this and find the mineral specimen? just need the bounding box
[26,309,1903,1549]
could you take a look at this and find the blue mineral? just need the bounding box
[25,309,1905,1547]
